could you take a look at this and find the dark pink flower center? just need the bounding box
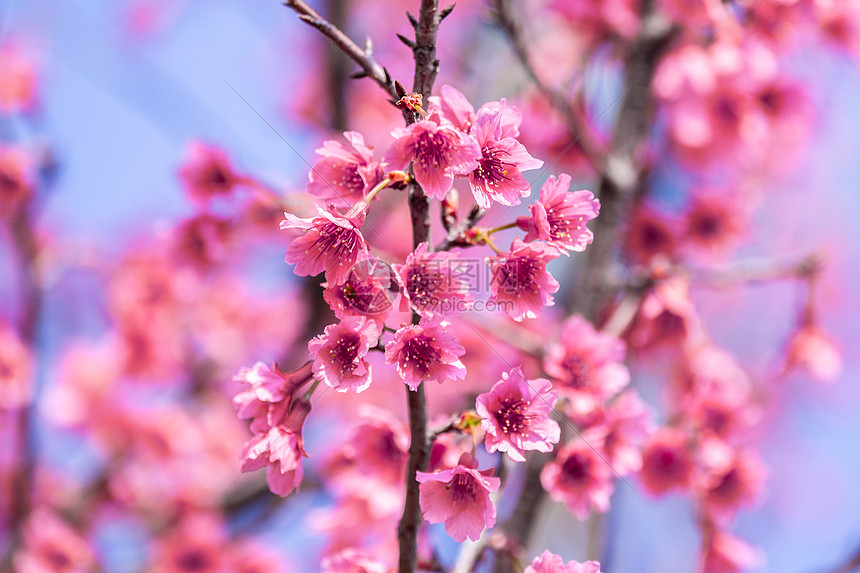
[334,162,366,195]
[654,310,686,340]
[406,264,445,308]
[561,354,594,391]
[399,334,441,375]
[200,163,232,192]
[474,146,513,187]
[496,255,541,296]
[175,548,214,571]
[329,333,361,373]
[0,359,12,379]
[312,221,362,262]
[691,211,725,240]
[44,547,73,569]
[0,170,21,195]
[448,472,480,506]
[337,277,380,314]
[560,451,591,487]
[414,130,452,169]
[711,468,741,502]
[495,397,533,434]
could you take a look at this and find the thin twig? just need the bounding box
[283,0,399,99]
[491,0,604,170]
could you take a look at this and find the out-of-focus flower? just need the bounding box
[150,513,226,573]
[13,508,95,573]
[696,448,766,524]
[476,366,560,462]
[488,237,560,321]
[640,427,694,496]
[384,315,467,391]
[322,548,391,573]
[0,43,37,114]
[307,131,385,208]
[416,455,501,542]
[308,316,379,393]
[541,438,614,520]
[544,314,630,412]
[178,140,242,204]
[700,527,761,573]
[525,550,602,573]
[232,361,313,433]
[517,174,600,254]
[581,390,653,476]
[783,322,842,382]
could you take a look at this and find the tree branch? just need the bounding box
[491,0,604,170]
[283,0,399,100]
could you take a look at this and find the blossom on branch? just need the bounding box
[281,203,369,284]
[307,131,385,208]
[488,237,561,321]
[308,316,379,393]
[416,454,501,542]
[525,550,602,573]
[383,110,481,200]
[475,366,560,462]
[384,315,466,391]
[517,174,600,254]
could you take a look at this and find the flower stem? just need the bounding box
[487,221,519,234]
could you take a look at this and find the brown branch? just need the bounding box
[435,205,487,251]
[3,206,42,568]
[283,0,399,100]
[397,2,445,571]
[492,0,604,169]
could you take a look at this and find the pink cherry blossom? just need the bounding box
[0,43,37,113]
[384,315,467,391]
[541,439,614,520]
[383,110,481,200]
[416,457,501,542]
[322,548,391,573]
[281,203,369,285]
[627,273,701,350]
[525,550,602,573]
[700,527,761,573]
[475,366,560,462]
[393,242,473,317]
[783,322,842,382]
[427,84,522,138]
[697,448,766,524]
[468,108,543,209]
[623,205,678,265]
[13,508,95,573]
[307,131,385,208]
[517,174,600,254]
[308,316,379,393]
[639,427,694,496]
[323,253,395,327]
[241,412,309,497]
[178,140,241,203]
[682,191,749,261]
[543,314,630,411]
[232,361,313,433]
[582,390,653,476]
[488,237,561,321]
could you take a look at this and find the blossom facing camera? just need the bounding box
[488,237,561,321]
[416,456,501,542]
[384,315,467,390]
[308,315,380,393]
[475,366,560,462]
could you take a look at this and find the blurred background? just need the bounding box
[1,0,860,572]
